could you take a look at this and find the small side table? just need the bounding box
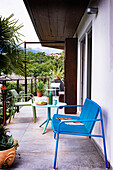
[32,102,67,134]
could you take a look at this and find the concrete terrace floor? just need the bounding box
[6,99,107,170]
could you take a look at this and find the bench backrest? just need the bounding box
[80,98,100,134]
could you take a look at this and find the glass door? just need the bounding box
[80,28,92,104]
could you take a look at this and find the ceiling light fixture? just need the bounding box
[86,8,98,14]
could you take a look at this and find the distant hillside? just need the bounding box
[20,46,63,54]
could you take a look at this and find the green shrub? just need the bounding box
[6,82,23,92]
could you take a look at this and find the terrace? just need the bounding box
[0,0,111,169]
[5,98,106,170]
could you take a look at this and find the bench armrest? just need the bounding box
[58,118,102,129]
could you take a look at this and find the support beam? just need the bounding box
[17,79,19,112]
[64,38,77,114]
[3,80,6,125]
[24,42,27,101]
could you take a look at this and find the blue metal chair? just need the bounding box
[52,98,108,169]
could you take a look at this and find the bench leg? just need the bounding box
[101,120,108,169]
[53,132,59,169]
[54,133,56,139]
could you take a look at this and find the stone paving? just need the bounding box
[6,102,107,170]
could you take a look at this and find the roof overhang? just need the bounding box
[23,0,90,49]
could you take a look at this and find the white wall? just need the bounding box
[75,0,113,167]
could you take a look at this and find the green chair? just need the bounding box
[9,89,36,122]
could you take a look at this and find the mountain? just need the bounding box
[20,46,63,54]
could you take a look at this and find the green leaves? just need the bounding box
[0,14,24,75]
[0,125,18,151]
[37,81,45,92]
[52,66,64,80]
[0,14,23,48]
[0,135,14,151]
[26,51,64,80]
[0,125,9,140]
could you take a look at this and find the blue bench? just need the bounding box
[52,98,108,169]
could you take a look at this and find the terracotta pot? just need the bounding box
[0,139,18,168]
[54,77,60,81]
[37,92,42,97]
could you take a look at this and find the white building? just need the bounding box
[76,0,113,168]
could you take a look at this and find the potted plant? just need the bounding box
[0,125,19,168]
[37,81,44,97]
[52,67,64,81]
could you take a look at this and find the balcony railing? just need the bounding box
[0,77,50,125]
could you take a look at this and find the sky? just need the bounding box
[0,0,62,53]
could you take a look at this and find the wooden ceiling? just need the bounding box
[24,0,90,49]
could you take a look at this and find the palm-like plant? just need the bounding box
[52,66,64,81]
[0,14,25,75]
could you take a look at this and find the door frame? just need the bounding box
[79,27,92,104]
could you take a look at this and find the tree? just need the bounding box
[26,50,64,80]
[0,14,24,75]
